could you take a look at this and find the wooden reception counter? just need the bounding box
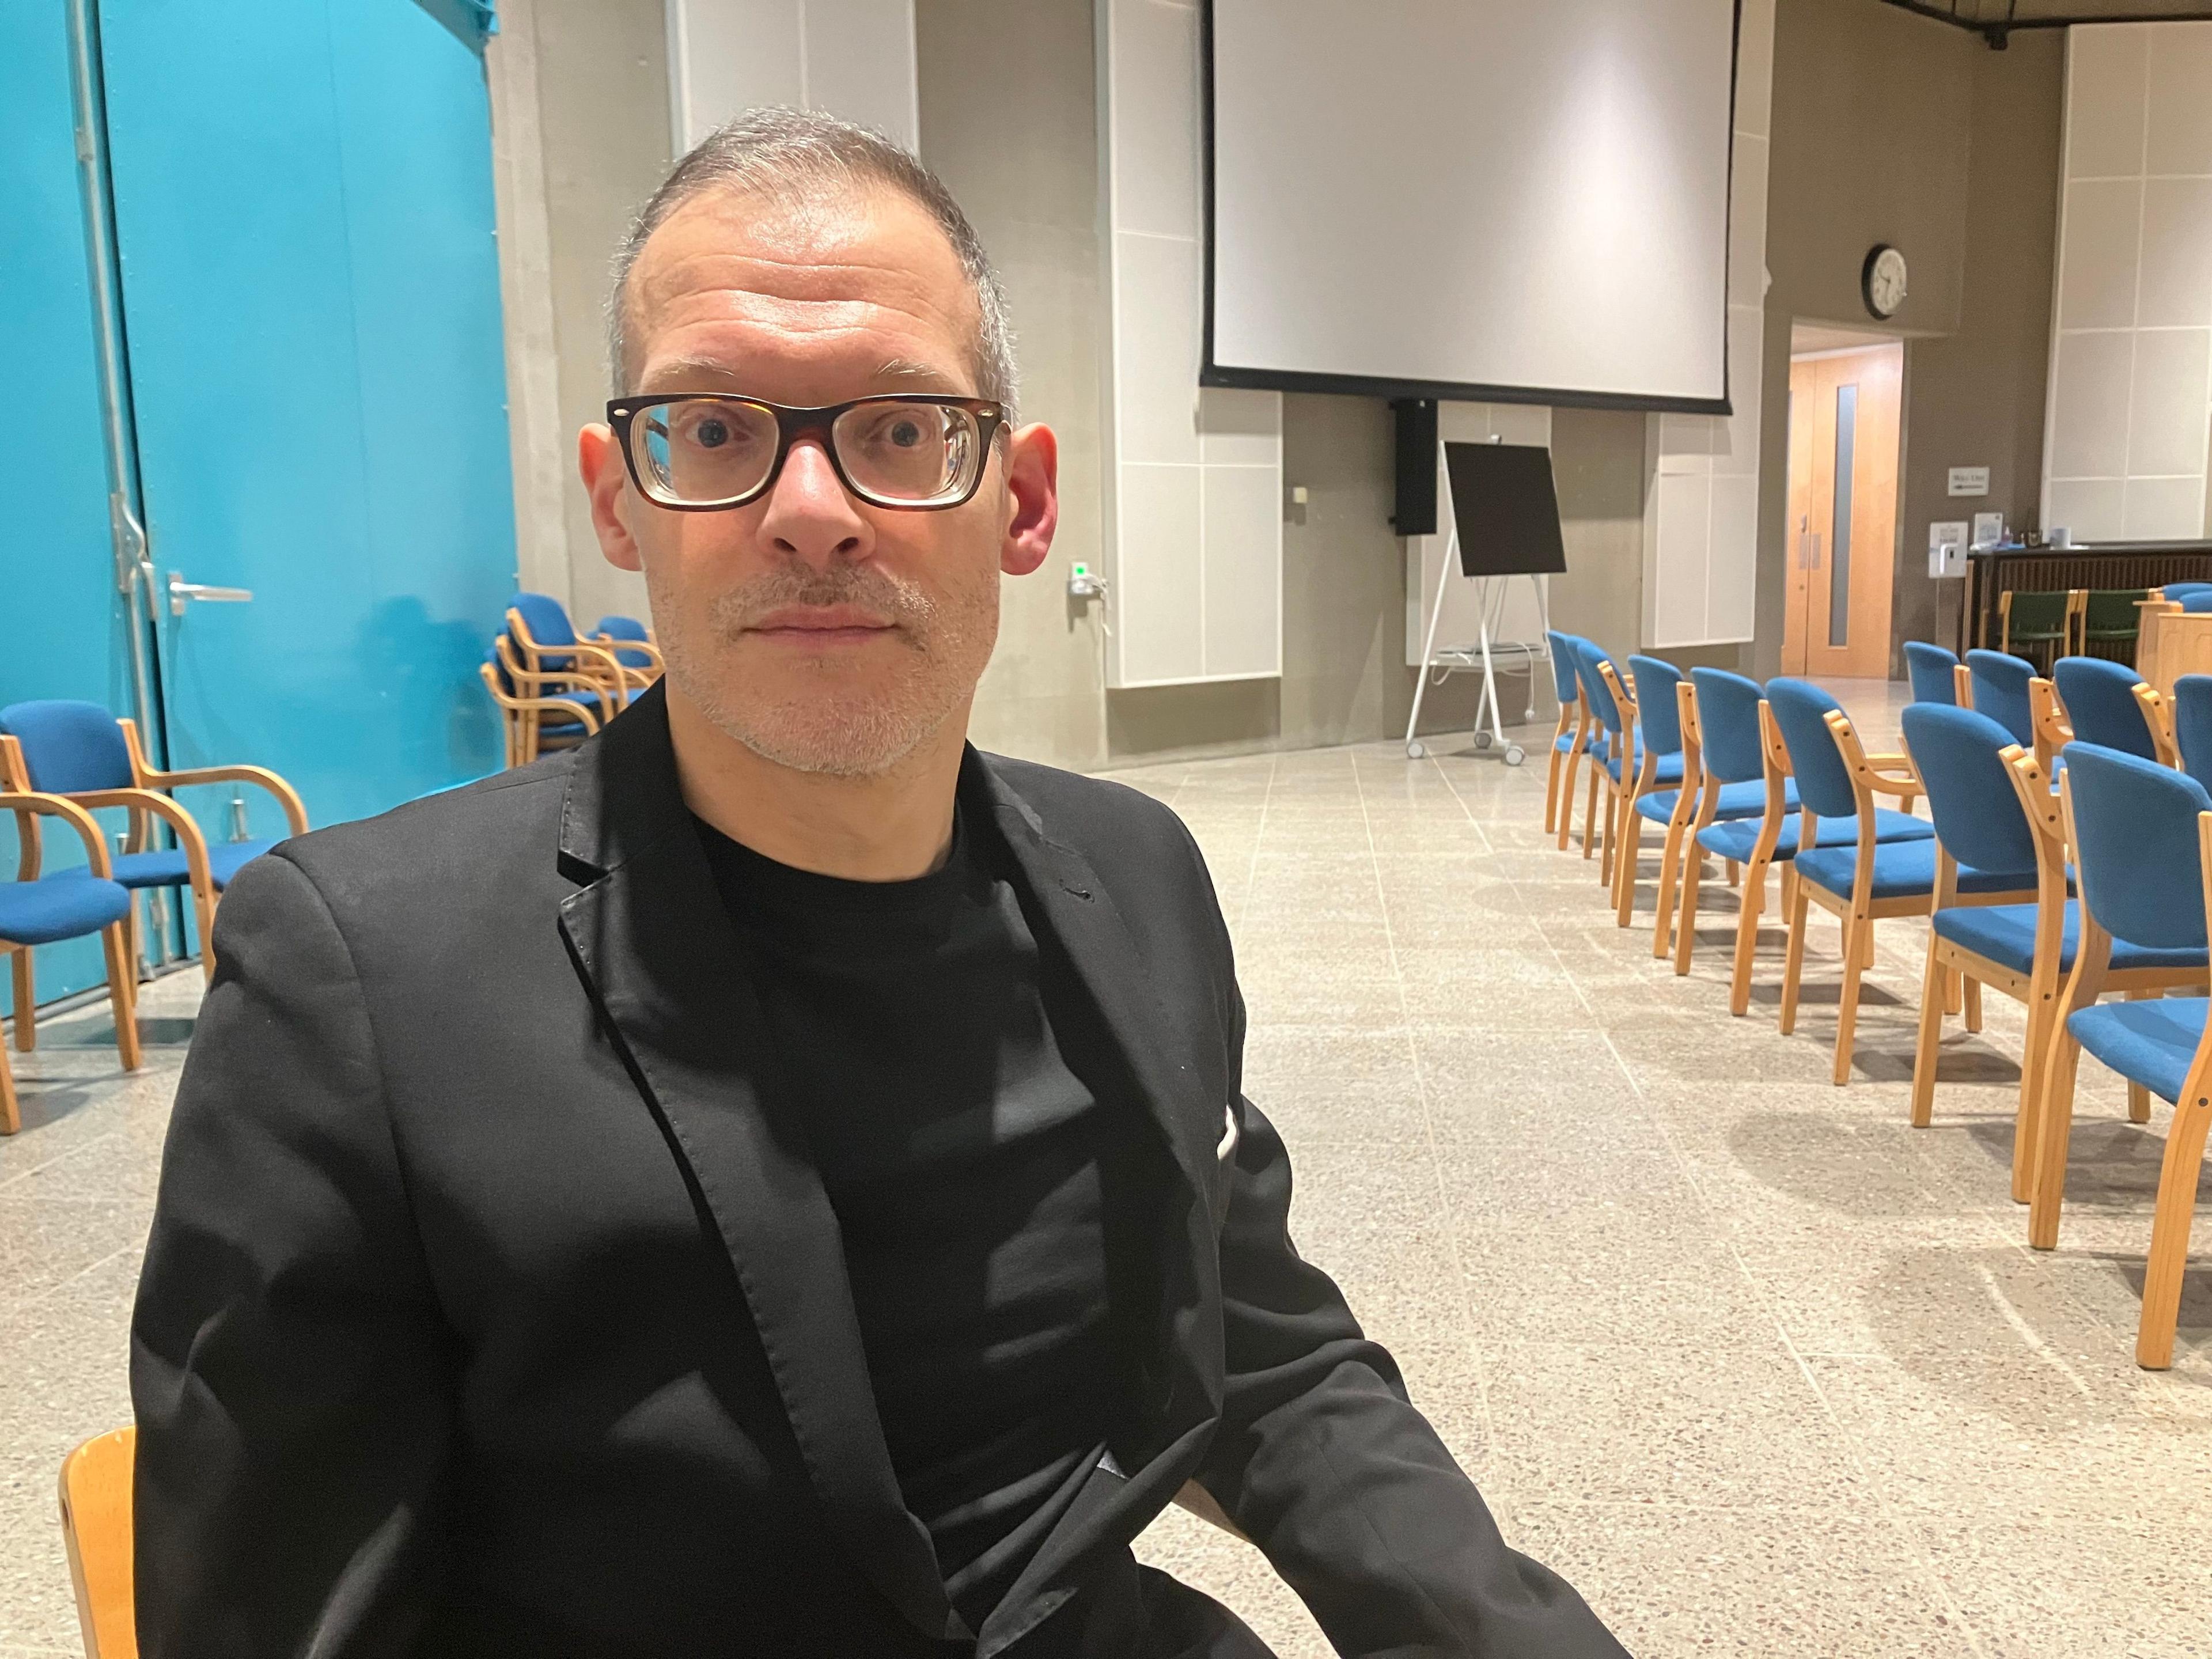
[2137,601,2212,695]
[1962,540,2212,656]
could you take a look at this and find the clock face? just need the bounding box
[1863,244,1908,319]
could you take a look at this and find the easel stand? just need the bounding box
[1402,465,1551,762]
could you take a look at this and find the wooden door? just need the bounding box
[1781,344,1901,677]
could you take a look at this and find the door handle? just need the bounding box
[168,573,254,616]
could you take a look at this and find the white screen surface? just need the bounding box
[1207,0,1737,409]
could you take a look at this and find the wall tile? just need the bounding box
[1115,461,1205,683]
[1734,0,1775,142]
[1113,230,1202,465]
[2122,474,2207,537]
[1728,134,1770,305]
[1198,387,1282,466]
[1705,473,1759,643]
[2137,177,2212,328]
[1201,465,1285,678]
[2124,325,2211,476]
[2047,329,2136,479]
[2144,21,2212,176]
[1649,473,1711,647]
[1713,304,1764,477]
[1107,0,1200,241]
[2044,476,2127,542]
[2056,177,2145,330]
[2066,24,2149,180]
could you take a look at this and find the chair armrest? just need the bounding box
[0,791,118,879]
[591,632,665,674]
[134,766,309,837]
[60,789,218,885]
[511,695,603,731]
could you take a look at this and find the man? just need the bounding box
[132,109,1627,1658]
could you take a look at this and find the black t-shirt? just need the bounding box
[694,809,1116,1631]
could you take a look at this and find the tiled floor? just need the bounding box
[4,683,2210,1656]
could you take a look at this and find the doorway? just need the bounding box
[1783,339,1903,678]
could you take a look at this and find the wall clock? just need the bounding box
[1862,244,1907,320]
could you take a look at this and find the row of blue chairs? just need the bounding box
[0,704,307,1134]
[1541,632,2212,1369]
[479,594,662,768]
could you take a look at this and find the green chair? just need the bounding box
[2080,589,2148,657]
[1998,588,2077,672]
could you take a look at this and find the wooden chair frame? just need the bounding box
[1597,661,1652,907]
[506,607,631,717]
[2025,675,2073,774]
[1779,710,1983,1086]
[1675,701,1793,1006]
[0,778,141,1133]
[1575,664,1634,874]
[1998,586,2083,669]
[1611,667,1690,929]
[588,628,666,694]
[2134,682,2180,768]
[1649,679,1745,960]
[1543,684,1591,840]
[59,1425,135,1658]
[479,656,603,769]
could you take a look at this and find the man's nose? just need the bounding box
[756,438,870,569]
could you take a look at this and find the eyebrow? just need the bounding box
[634,355,968,396]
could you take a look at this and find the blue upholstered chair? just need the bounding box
[1571,641,1643,881]
[0,707,306,984]
[0,768,141,1132]
[2051,656,2157,760]
[1649,672,1791,964]
[1543,630,1592,841]
[505,593,627,719]
[2171,675,2212,786]
[589,613,664,691]
[1964,650,2037,747]
[1767,680,2009,1085]
[2181,591,2212,613]
[479,642,604,769]
[2160,582,2212,604]
[1903,641,1961,706]
[1613,656,1689,926]
[2041,744,2212,1369]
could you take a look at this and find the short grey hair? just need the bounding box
[607,107,1017,421]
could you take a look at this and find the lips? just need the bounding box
[746,605,897,640]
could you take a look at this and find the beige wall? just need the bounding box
[1762,0,2063,676]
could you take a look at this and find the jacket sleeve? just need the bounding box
[131,850,454,1658]
[1178,853,1627,1656]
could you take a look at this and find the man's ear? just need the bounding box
[1000,423,1058,578]
[579,423,644,573]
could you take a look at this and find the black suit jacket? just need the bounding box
[131,684,1627,1659]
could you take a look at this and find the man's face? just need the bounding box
[579,185,1056,777]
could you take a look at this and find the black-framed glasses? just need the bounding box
[604,393,1007,512]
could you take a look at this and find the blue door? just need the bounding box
[100,0,514,839]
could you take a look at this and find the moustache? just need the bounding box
[707,565,937,634]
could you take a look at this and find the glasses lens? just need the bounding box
[634,399,778,505]
[833,400,984,505]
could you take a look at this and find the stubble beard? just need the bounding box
[650,556,996,779]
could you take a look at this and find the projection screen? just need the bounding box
[1204,0,1738,412]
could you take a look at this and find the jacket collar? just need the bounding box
[554,688,1224,1649]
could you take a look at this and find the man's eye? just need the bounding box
[886,419,924,449]
[691,418,731,449]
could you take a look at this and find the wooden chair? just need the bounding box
[2052,656,2160,760]
[58,1425,135,1658]
[2026,675,2072,774]
[1541,630,1592,840]
[2080,588,2150,658]
[589,613,665,695]
[1650,676,1770,964]
[479,646,604,769]
[2040,745,2212,1368]
[2134,683,2180,767]
[1964,650,2038,748]
[505,594,630,718]
[1998,588,2079,673]
[1903,640,1960,706]
[0,784,140,1134]
[0,703,306,984]
[1613,656,1690,927]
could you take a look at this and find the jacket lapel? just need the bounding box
[553,688,961,1642]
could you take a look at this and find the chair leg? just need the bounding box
[1652,819,1687,959]
[1556,751,1584,851]
[1834,910,1868,1086]
[1910,934,1947,1127]
[1729,855,1770,1017]
[1614,810,1642,927]
[0,1033,15,1134]
[1778,884,1810,1035]
[1944,965,1963,1017]
[1597,783,1617,885]
[12,951,33,1053]
[1725,858,1740,888]
[1963,976,1983,1033]
[190,882,219,984]
[1544,738,1568,835]
[2125,989,2157,1123]
[2135,1081,2211,1369]
[2029,1028,2086,1239]
[101,925,141,1074]
[1674,847,1706,976]
[1582,765,1601,861]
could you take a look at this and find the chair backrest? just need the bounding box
[1902,641,1959,706]
[1544,630,1584,707]
[2081,589,2147,635]
[2161,581,2212,602]
[594,614,650,642]
[1764,678,1860,819]
[1627,656,1684,755]
[2175,675,2212,786]
[2182,590,2212,613]
[508,592,580,666]
[1900,704,2038,877]
[1575,641,1624,736]
[0,701,134,795]
[58,1425,135,1659]
[2052,655,2157,759]
[1965,649,2037,745]
[2063,741,2212,952]
[1687,668,1767,784]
